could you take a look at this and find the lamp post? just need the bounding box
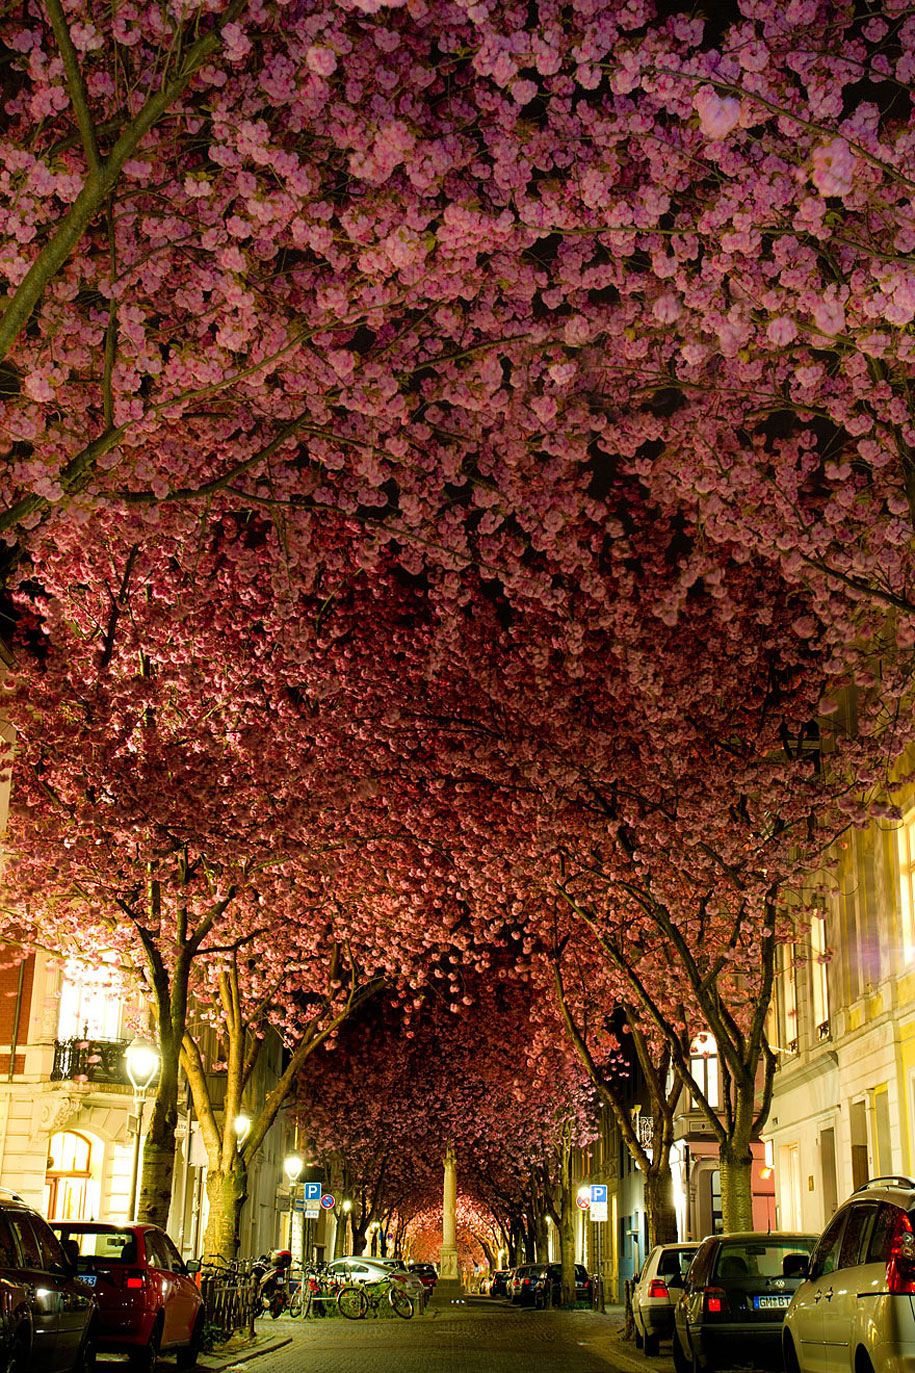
[284,1155,305,1315]
[125,1036,160,1223]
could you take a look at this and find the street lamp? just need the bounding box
[125,1036,159,1223]
[234,1114,252,1148]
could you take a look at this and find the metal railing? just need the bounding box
[50,1037,132,1086]
[198,1261,259,1342]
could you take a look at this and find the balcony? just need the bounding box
[50,1038,132,1087]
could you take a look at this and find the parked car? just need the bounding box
[508,1262,545,1306]
[489,1268,512,1298]
[408,1262,438,1289]
[51,1219,203,1372]
[0,1195,96,1373]
[326,1256,426,1304]
[782,1175,915,1373]
[533,1261,593,1308]
[633,1242,701,1355]
[673,1231,818,1373]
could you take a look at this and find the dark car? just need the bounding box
[535,1262,593,1308]
[408,1262,438,1290]
[673,1231,818,1373]
[51,1220,203,1372]
[0,1196,96,1373]
[489,1268,512,1298]
[509,1262,546,1306]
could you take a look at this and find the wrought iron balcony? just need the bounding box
[50,1037,132,1087]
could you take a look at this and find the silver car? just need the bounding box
[633,1242,700,1355]
[783,1176,915,1372]
[326,1256,426,1305]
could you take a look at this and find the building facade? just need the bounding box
[765,811,915,1233]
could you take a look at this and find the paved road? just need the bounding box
[196,1298,635,1373]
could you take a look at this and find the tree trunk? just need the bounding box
[202,1158,248,1263]
[719,1141,755,1231]
[137,1065,180,1227]
[558,1186,577,1307]
[645,1162,678,1246]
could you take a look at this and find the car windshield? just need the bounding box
[713,1240,816,1280]
[54,1226,137,1263]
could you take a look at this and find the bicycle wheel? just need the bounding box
[288,1286,303,1318]
[337,1285,368,1320]
[388,1287,414,1319]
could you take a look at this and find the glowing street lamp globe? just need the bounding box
[284,1154,304,1185]
[125,1037,159,1095]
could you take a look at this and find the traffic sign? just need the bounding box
[304,1208,320,1220]
[590,1202,608,1221]
[589,1184,607,1204]
[576,1194,590,1210]
[303,1181,322,1201]
[320,1193,335,1209]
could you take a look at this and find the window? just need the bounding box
[28,1215,66,1271]
[689,1033,720,1108]
[838,1204,878,1269]
[777,942,799,1054]
[811,915,830,1038]
[45,1131,93,1221]
[809,1211,846,1279]
[897,816,915,966]
[8,1215,41,1268]
[57,961,123,1041]
[0,1215,17,1268]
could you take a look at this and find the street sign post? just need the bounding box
[589,1184,608,1222]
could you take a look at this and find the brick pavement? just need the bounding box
[183,1298,637,1373]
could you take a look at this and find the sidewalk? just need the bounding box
[194,1332,293,1370]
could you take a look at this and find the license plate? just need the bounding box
[80,1274,97,1287]
[754,1295,790,1309]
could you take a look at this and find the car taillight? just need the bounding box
[887,1211,915,1295]
[704,1287,729,1314]
[123,1271,148,1289]
[648,1279,669,1298]
[393,1273,407,1283]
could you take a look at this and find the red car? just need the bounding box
[51,1221,204,1372]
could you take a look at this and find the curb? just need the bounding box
[196,1336,293,1370]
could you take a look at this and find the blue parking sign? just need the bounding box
[303,1181,322,1201]
[590,1184,607,1205]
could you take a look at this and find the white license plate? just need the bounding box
[754,1295,790,1309]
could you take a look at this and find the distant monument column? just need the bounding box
[439,1145,459,1281]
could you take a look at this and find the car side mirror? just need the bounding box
[185,1259,201,1275]
[782,1254,810,1279]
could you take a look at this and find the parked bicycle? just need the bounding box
[337,1277,414,1320]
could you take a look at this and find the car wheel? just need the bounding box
[672,1332,690,1373]
[130,1317,162,1373]
[7,1334,30,1373]
[644,1331,660,1357]
[634,1319,644,1350]
[71,1323,96,1373]
[175,1313,205,1371]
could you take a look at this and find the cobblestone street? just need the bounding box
[192,1298,637,1373]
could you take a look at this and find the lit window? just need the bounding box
[811,916,830,1039]
[57,961,123,1041]
[45,1131,95,1221]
